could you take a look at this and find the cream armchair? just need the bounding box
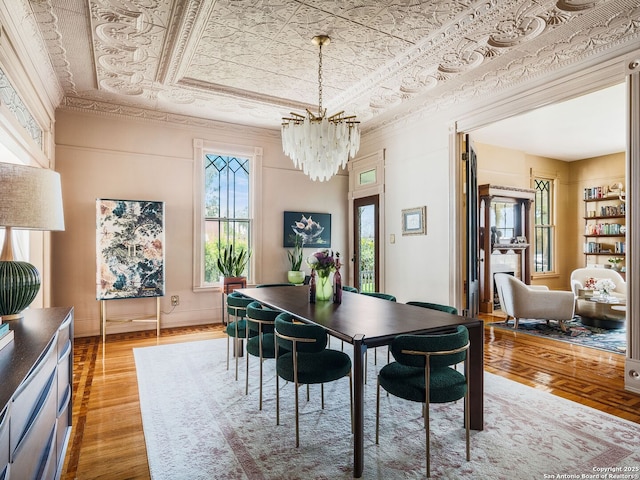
[570,267,626,300]
[494,273,576,331]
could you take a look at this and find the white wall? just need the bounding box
[53,109,348,336]
[358,119,454,306]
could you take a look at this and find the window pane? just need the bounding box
[204,220,251,283]
[358,204,375,292]
[203,153,251,284]
[534,178,553,272]
[205,154,250,220]
[359,169,376,186]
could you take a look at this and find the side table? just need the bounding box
[575,296,626,329]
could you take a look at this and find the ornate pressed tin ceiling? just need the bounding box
[22,0,640,131]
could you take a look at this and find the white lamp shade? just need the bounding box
[0,162,65,231]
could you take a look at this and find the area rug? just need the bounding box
[489,317,627,354]
[134,339,640,480]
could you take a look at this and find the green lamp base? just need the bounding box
[0,261,41,320]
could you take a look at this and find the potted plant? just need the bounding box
[286,235,305,285]
[218,244,251,292]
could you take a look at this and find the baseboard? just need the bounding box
[624,358,640,394]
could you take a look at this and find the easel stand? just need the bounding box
[101,296,161,344]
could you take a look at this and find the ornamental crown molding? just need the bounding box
[15,0,640,131]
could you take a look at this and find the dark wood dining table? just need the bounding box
[237,286,484,478]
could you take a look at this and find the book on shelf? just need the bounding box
[0,329,14,351]
[0,321,9,336]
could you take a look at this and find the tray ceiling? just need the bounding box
[21,0,640,135]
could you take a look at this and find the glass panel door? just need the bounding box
[353,195,379,292]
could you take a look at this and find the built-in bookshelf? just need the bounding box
[583,186,626,265]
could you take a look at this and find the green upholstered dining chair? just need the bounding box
[225,292,256,380]
[360,291,396,302]
[376,326,470,478]
[246,301,283,410]
[406,301,458,315]
[274,312,353,447]
[405,301,461,369]
[360,291,397,376]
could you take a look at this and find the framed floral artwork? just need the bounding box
[96,199,165,299]
[283,211,331,247]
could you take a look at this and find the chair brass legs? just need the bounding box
[278,376,353,448]
[464,388,470,462]
[425,401,431,478]
[375,378,380,444]
[376,384,467,478]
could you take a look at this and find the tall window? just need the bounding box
[204,154,251,283]
[534,178,554,272]
[193,139,261,289]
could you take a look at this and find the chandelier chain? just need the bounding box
[317,42,323,117]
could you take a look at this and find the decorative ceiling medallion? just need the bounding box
[488,16,547,48]
[158,89,196,104]
[369,93,403,109]
[438,50,485,73]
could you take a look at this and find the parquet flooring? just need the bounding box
[62,318,640,480]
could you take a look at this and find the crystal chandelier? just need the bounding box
[281,35,360,182]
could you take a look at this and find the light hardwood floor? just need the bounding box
[62,316,640,480]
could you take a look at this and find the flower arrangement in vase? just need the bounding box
[594,278,616,297]
[307,249,337,301]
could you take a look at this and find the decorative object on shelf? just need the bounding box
[608,257,623,271]
[584,183,626,201]
[0,163,65,319]
[595,278,616,297]
[97,199,164,300]
[284,211,331,247]
[606,181,626,202]
[286,234,305,285]
[307,249,337,301]
[401,206,427,236]
[218,244,251,293]
[281,35,360,182]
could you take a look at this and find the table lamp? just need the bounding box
[0,162,65,319]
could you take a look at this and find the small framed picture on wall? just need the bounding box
[402,206,426,236]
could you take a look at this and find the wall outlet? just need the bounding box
[171,295,179,306]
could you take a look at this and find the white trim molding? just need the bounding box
[625,54,640,393]
[192,138,263,292]
[348,150,385,291]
